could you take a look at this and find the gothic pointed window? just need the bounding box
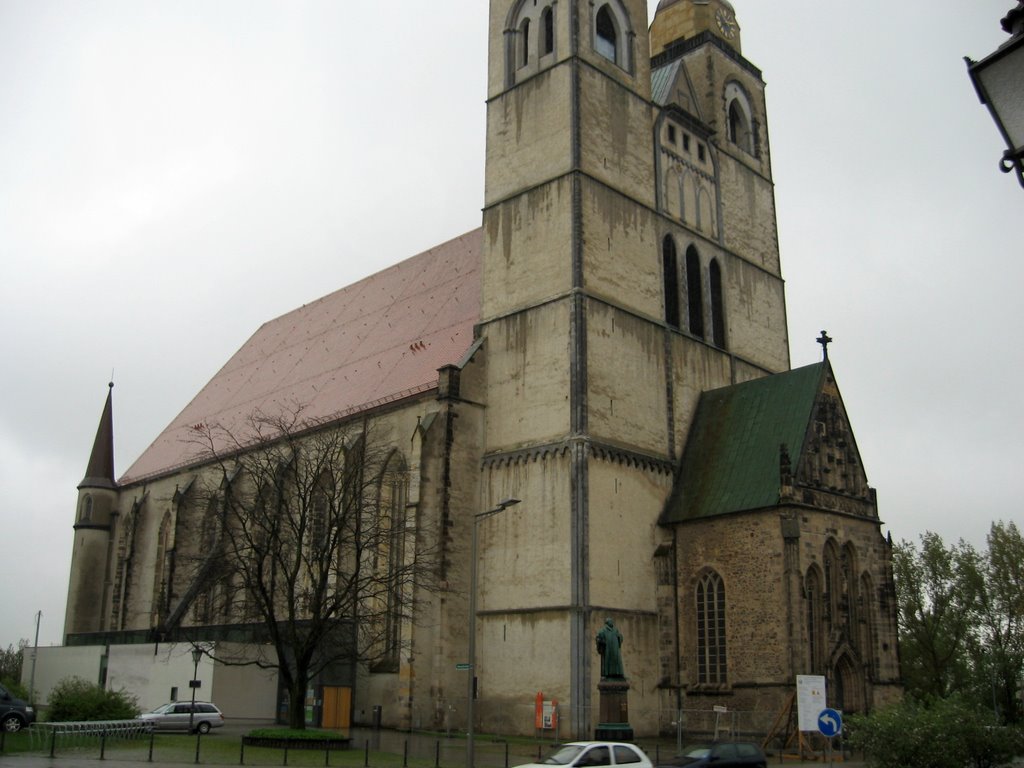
[859,573,877,677]
[662,236,680,329]
[151,511,173,626]
[307,470,332,569]
[508,1,562,84]
[370,452,408,672]
[727,101,750,149]
[841,543,858,641]
[823,540,839,628]
[520,18,531,68]
[542,7,554,56]
[725,81,754,155]
[710,259,726,348]
[685,246,704,339]
[696,570,726,684]
[595,6,618,63]
[806,566,825,671]
[79,494,93,522]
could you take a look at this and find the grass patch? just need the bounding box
[248,727,349,740]
[2,728,415,766]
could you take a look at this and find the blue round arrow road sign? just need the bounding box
[817,708,842,738]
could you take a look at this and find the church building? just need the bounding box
[64,0,902,739]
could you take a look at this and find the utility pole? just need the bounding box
[28,611,40,706]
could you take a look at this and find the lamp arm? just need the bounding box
[1000,149,1024,188]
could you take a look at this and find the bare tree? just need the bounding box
[182,405,435,729]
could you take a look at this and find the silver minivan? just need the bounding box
[138,701,224,734]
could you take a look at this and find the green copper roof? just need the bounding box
[651,59,682,105]
[662,362,826,524]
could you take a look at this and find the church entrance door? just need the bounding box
[832,655,865,714]
[321,686,352,729]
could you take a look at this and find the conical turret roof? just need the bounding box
[79,382,116,490]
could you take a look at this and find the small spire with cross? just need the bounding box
[817,330,833,360]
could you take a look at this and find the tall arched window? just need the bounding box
[194,496,225,623]
[841,543,859,642]
[79,494,93,522]
[696,570,727,684]
[724,81,754,154]
[371,453,409,671]
[806,566,825,672]
[595,6,617,63]
[151,511,173,626]
[520,18,531,68]
[710,259,726,348]
[507,2,560,84]
[308,470,333,557]
[727,101,751,151]
[541,7,554,56]
[686,246,704,339]
[823,540,840,629]
[662,236,680,329]
[859,572,877,677]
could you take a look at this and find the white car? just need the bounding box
[517,742,654,768]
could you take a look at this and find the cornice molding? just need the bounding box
[482,439,675,475]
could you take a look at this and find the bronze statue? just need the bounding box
[595,618,624,679]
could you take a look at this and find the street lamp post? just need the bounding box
[189,647,203,734]
[467,497,521,768]
[966,2,1024,187]
[28,611,40,707]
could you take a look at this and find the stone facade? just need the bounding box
[64,0,901,741]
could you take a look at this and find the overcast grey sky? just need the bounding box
[0,1,1020,651]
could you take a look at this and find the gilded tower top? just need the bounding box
[650,0,741,57]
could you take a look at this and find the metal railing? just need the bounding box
[27,719,153,756]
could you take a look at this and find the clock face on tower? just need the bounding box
[715,7,737,39]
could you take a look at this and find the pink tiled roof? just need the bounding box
[120,228,483,485]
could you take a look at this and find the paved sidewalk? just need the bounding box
[0,724,867,768]
[0,758,865,768]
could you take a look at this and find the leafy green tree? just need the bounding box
[893,533,977,701]
[46,677,140,722]
[894,523,1024,724]
[848,697,1023,768]
[0,641,27,695]
[970,522,1024,724]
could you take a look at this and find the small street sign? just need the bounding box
[456,663,472,671]
[189,680,202,689]
[817,708,842,738]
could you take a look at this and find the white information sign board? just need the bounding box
[796,675,827,732]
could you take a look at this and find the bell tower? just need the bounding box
[477,0,668,739]
[471,0,788,738]
[650,0,743,55]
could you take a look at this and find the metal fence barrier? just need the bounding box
[27,719,153,756]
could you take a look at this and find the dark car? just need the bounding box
[657,742,766,768]
[0,683,36,733]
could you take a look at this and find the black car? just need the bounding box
[0,683,36,733]
[657,742,766,768]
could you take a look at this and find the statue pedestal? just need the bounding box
[595,679,633,741]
